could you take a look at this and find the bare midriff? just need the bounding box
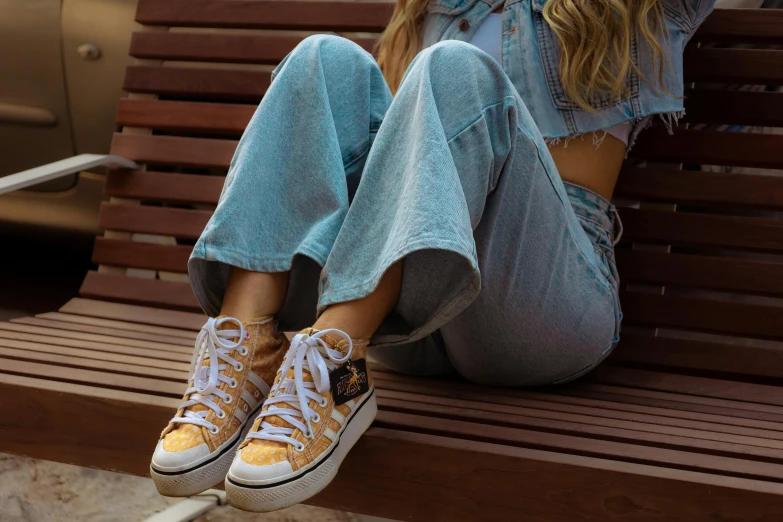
[547,135,625,200]
[491,2,624,200]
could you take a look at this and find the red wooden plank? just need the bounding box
[110,134,237,168]
[123,65,271,101]
[615,250,783,296]
[630,128,783,169]
[92,238,192,273]
[129,31,376,64]
[619,208,783,252]
[620,292,783,339]
[684,90,783,128]
[98,203,211,239]
[115,99,254,135]
[684,48,783,84]
[79,271,201,311]
[105,170,225,204]
[615,168,783,209]
[611,333,783,380]
[135,0,394,32]
[694,8,783,44]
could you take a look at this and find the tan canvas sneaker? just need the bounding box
[225,328,376,512]
[151,316,289,497]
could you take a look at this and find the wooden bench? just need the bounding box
[3,2,783,520]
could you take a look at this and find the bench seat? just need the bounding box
[3,298,783,521]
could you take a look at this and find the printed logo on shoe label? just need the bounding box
[330,359,369,406]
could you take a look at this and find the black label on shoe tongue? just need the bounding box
[330,359,369,406]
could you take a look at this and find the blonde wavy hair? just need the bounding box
[376,0,668,110]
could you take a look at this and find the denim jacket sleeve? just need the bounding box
[663,0,718,32]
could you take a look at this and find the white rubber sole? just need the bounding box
[225,391,378,512]
[151,410,259,497]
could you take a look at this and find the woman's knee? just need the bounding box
[408,40,502,86]
[278,34,379,82]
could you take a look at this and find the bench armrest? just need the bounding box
[0,154,138,195]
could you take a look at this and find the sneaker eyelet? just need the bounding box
[229,379,238,389]
[209,426,220,435]
[240,347,249,356]
[319,398,328,408]
[311,413,320,423]
[295,443,305,452]
[234,363,244,372]
[243,404,249,413]
[217,411,226,419]
[253,390,260,398]
[225,396,233,405]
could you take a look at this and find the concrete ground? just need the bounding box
[0,453,360,522]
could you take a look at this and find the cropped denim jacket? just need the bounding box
[421,0,718,149]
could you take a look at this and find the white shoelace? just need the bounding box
[169,316,250,434]
[246,329,353,452]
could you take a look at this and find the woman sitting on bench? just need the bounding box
[150,0,717,512]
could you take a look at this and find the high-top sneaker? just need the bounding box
[151,316,288,496]
[225,328,376,512]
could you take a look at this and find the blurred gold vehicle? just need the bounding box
[0,0,137,237]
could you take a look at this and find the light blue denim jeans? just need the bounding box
[189,35,622,387]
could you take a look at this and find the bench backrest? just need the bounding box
[92,1,783,382]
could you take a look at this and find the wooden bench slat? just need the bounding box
[121,51,783,102]
[377,392,783,462]
[36,311,197,340]
[695,8,783,43]
[79,272,202,311]
[129,32,375,64]
[630,128,783,169]
[589,366,783,407]
[374,371,783,431]
[684,48,783,84]
[7,375,783,522]
[373,374,783,440]
[621,292,783,340]
[116,99,254,136]
[111,133,236,168]
[620,208,783,252]
[116,92,783,139]
[59,298,204,330]
[0,336,189,372]
[0,358,183,396]
[611,333,783,380]
[123,65,271,101]
[376,408,783,482]
[99,203,210,239]
[135,0,394,32]
[111,130,783,173]
[684,90,783,128]
[615,167,783,209]
[0,328,191,363]
[0,347,187,381]
[616,250,783,296]
[105,170,225,204]
[0,321,192,354]
[12,316,194,346]
[93,237,192,273]
[569,383,783,423]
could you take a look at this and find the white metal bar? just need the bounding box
[0,154,138,194]
[143,489,226,522]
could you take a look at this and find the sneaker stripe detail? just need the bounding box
[323,428,338,441]
[330,408,345,426]
[246,371,270,397]
[235,407,247,424]
[241,389,259,410]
